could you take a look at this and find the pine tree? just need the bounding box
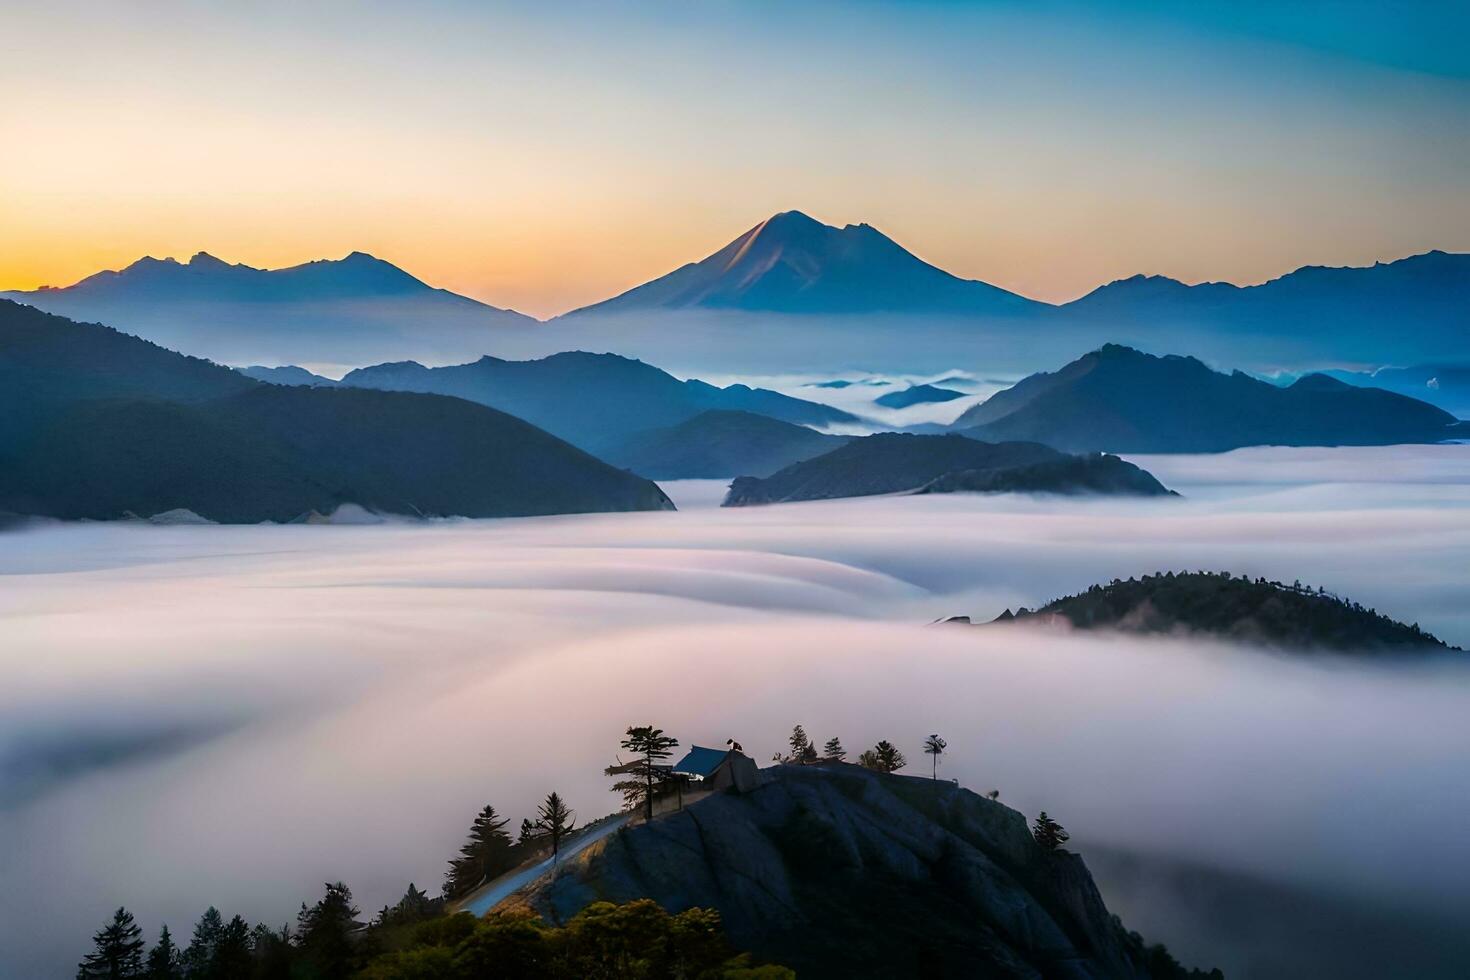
[607,725,679,821]
[787,725,817,764]
[1032,811,1070,851]
[247,924,292,980]
[857,740,906,773]
[535,791,577,859]
[822,736,846,762]
[181,907,222,978]
[296,882,361,980]
[77,907,146,979]
[922,733,947,780]
[212,916,252,980]
[144,925,181,980]
[444,804,514,897]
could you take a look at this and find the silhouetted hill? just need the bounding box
[986,571,1458,653]
[1284,362,1470,417]
[0,251,534,366]
[951,345,1463,453]
[0,301,671,522]
[723,432,1172,505]
[562,211,1041,316]
[237,364,338,387]
[605,410,849,480]
[513,763,1216,979]
[918,454,1175,497]
[339,351,858,454]
[874,383,965,408]
[1064,250,1469,358]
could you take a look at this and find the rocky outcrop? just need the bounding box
[506,764,1214,979]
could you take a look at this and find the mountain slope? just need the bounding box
[510,763,1215,979]
[1,251,535,367]
[723,432,1172,505]
[605,410,850,480]
[1063,250,1469,360]
[562,211,1042,316]
[951,345,1463,453]
[0,301,671,522]
[338,351,858,454]
[984,571,1458,653]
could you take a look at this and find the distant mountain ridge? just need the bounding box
[951,344,1464,453]
[605,410,850,480]
[562,210,1042,317]
[1,251,534,367]
[724,433,1173,505]
[337,351,859,455]
[0,300,670,522]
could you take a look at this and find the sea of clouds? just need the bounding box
[3,444,1469,978]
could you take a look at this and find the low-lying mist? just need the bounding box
[3,444,1469,978]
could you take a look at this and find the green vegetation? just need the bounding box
[81,894,788,980]
[820,736,845,762]
[857,740,907,773]
[1015,570,1458,652]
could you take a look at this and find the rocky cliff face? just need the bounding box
[507,764,1215,979]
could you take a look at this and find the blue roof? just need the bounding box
[672,745,728,777]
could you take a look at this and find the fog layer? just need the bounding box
[2,445,1469,978]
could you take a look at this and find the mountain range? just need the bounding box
[950,344,1464,453]
[0,301,669,522]
[603,410,850,480]
[332,352,857,455]
[1,251,534,368]
[9,212,1464,372]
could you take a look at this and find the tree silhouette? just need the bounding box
[787,725,818,764]
[922,734,947,780]
[181,907,222,978]
[1032,811,1070,851]
[212,915,252,979]
[444,804,514,897]
[535,791,577,859]
[296,882,361,980]
[77,907,145,979]
[860,741,906,773]
[143,924,181,980]
[610,725,679,821]
[822,736,846,762]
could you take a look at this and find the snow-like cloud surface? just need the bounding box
[2,444,1469,977]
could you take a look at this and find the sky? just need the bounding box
[2,0,1467,318]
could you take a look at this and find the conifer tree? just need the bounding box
[861,740,906,773]
[822,736,846,762]
[212,916,252,979]
[1032,811,1071,851]
[535,791,577,859]
[77,907,146,979]
[788,725,817,764]
[144,925,181,980]
[295,882,361,980]
[608,725,679,821]
[181,907,223,978]
[444,804,514,897]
